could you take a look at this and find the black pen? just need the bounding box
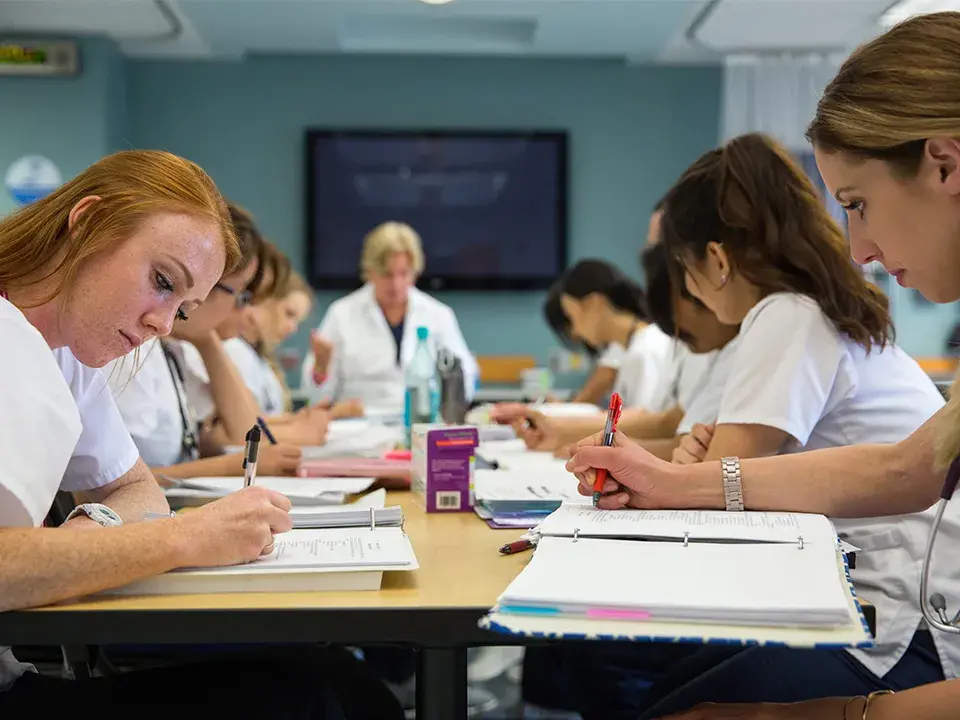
[243,424,261,488]
[257,416,278,445]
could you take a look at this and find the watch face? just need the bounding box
[89,504,122,526]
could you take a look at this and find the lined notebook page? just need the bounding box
[499,535,851,627]
[538,501,836,545]
[176,527,415,573]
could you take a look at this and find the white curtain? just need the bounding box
[721,54,844,152]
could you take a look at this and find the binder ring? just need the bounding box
[683,532,690,548]
[797,535,804,550]
[369,507,376,531]
[572,528,580,543]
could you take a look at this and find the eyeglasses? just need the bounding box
[215,282,253,308]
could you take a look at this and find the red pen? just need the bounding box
[499,539,535,555]
[592,392,623,506]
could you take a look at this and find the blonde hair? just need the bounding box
[806,11,960,467]
[0,150,240,303]
[359,222,424,281]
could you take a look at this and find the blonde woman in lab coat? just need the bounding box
[301,221,478,414]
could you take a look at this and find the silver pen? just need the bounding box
[243,424,261,488]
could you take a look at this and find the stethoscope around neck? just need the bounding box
[159,341,201,463]
[921,455,960,633]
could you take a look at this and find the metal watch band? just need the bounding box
[721,456,744,512]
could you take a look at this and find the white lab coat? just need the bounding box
[300,284,478,412]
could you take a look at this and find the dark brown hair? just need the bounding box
[253,240,292,302]
[226,202,265,293]
[661,132,891,351]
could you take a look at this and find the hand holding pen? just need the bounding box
[593,392,623,506]
[243,424,261,488]
[566,426,680,510]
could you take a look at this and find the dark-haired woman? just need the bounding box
[566,133,956,719]
[514,258,680,451]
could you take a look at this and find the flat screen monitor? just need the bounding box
[305,129,568,291]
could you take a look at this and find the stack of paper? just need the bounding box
[289,488,403,529]
[164,476,375,507]
[482,500,872,648]
[475,439,567,471]
[104,526,419,595]
[473,467,580,528]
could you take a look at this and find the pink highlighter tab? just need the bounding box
[384,449,412,461]
[586,608,651,621]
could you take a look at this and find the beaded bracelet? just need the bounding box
[863,689,894,719]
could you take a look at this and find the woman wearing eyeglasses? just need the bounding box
[106,204,326,481]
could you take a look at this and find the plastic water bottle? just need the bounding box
[404,326,439,447]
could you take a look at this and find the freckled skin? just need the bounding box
[62,213,224,367]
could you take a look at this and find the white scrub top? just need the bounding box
[690,292,957,677]
[596,343,625,370]
[105,339,195,468]
[613,324,676,412]
[676,338,742,434]
[0,296,139,692]
[300,284,478,413]
[223,337,285,415]
[168,339,217,424]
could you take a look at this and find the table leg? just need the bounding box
[417,646,468,720]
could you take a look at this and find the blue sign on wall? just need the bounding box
[5,155,62,206]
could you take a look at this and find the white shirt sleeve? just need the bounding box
[717,295,847,446]
[104,341,185,468]
[597,343,625,370]
[0,312,81,527]
[223,338,266,410]
[435,305,479,401]
[176,341,216,422]
[55,348,141,492]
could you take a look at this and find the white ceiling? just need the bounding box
[0,0,912,62]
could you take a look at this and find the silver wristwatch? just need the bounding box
[64,503,123,527]
[720,457,744,512]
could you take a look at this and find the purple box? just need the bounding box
[411,424,479,512]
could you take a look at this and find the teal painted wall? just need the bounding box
[125,55,723,366]
[0,38,123,216]
[9,46,949,360]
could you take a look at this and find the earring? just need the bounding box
[719,274,728,288]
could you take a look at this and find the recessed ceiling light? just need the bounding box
[881,0,960,27]
[419,0,455,4]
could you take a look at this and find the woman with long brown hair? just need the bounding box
[539,132,953,720]
[568,12,960,719]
